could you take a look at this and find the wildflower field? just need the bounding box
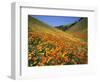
[28,15,88,67]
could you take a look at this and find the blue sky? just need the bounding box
[32,15,81,27]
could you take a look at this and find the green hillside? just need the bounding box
[28,15,53,32]
[28,15,81,42]
[55,18,88,41]
[66,18,87,33]
[66,18,88,41]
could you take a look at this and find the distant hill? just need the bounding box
[66,18,88,41]
[66,18,87,33]
[55,18,88,41]
[55,17,87,32]
[55,21,78,31]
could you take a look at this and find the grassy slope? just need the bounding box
[28,15,82,42]
[66,18,88,41]
[66,18,87,33]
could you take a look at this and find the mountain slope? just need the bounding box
[55,22,77,31]
[28,15,53,32]
[28,15,82,42]
[66,18,87,33]
[66,18,88,41]
[54,18,88,41]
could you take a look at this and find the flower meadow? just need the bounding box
[28,16,88,67]
[28,32,87,66]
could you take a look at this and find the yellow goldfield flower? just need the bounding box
[28,54,32,57]
[28,57,32,60]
